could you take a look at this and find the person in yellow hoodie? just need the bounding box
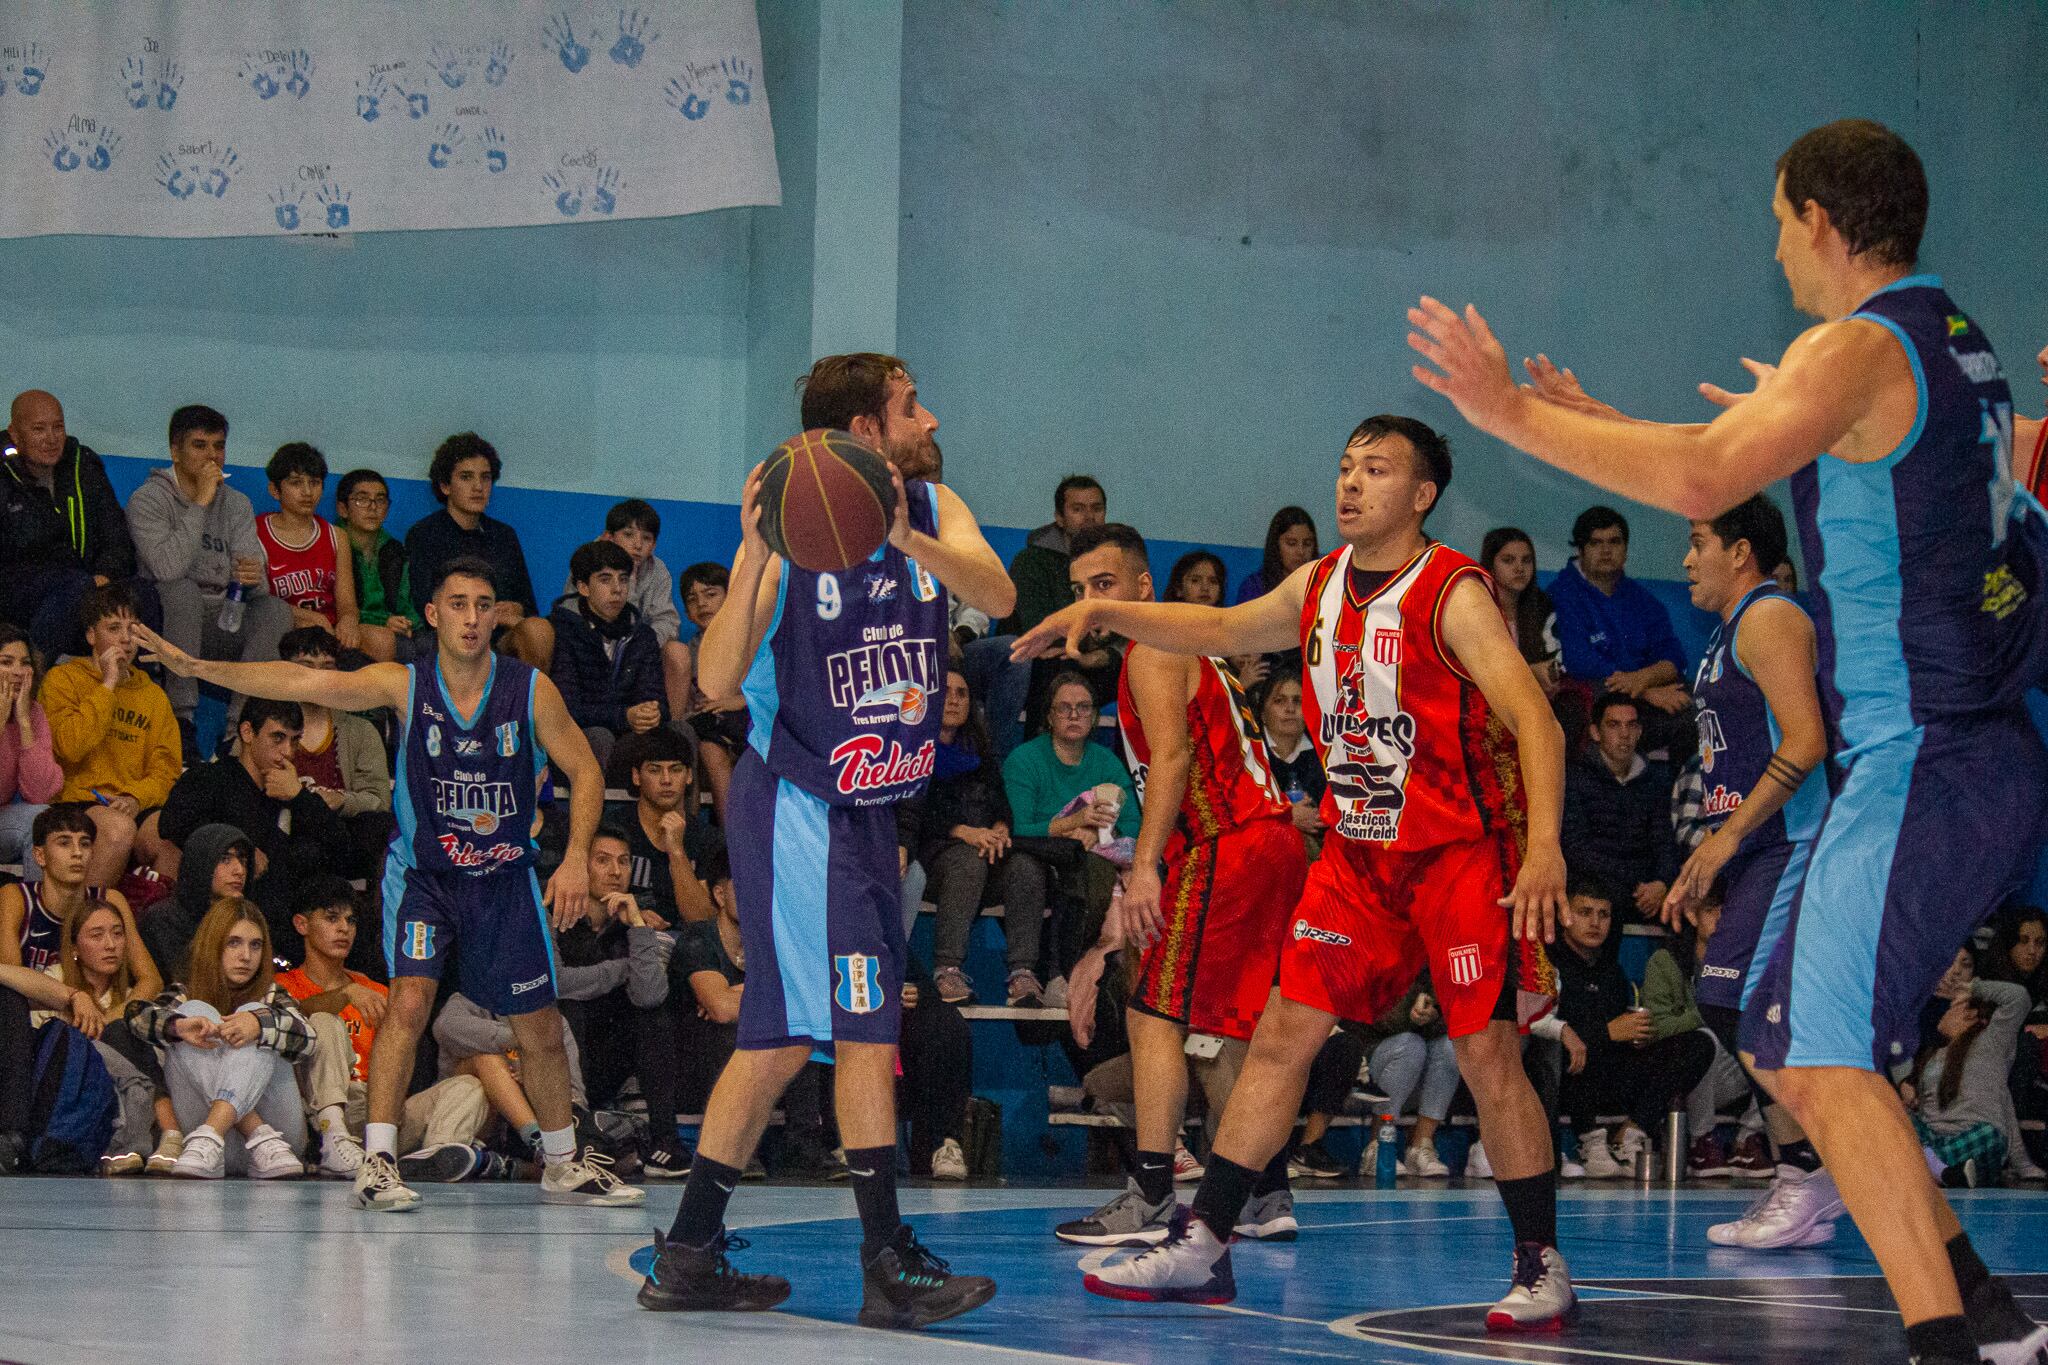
[38,583,181,883]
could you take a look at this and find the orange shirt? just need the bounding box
[276,965,384,1083]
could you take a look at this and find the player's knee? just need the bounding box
[1248,998,1337,1068]
[383,979,436,1035]
[1451,1024,1521,1094]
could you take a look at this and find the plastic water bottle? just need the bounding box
[1374,1114,1399,1188]
[217,580,245,633]
[1285,774,1307,805]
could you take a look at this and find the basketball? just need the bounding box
[756,428,898,573]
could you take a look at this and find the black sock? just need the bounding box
[1776,1137,1822,1172]
[845,1145,902,1259]
[1191,1154,1258,1240]
[1949,1233,2035,1344]
[1903,1315,1976,1363]
[1253,1147,1291,1197]
[668,1155,742,1249]
[1134,1149,1172,1206]
[1496,1171,1558,1249]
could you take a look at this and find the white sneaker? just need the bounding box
[1560,1157,1587,1179]
[1465,1140,1493,1179]
[1042,975,1070,1009]
[246,1126,304,1180]
[1405,1143,1450,1178]
[1578,1129,1624,1178]
[1172,1142,1205,1182]
[931,1138,968,1181]
[101,1151,146,1176]
[170,1127,225,1180]
[1706,1164,1842,1248]
[146,1130,184,1175]
[1980,1321,2048,1365]
[352,1150,423,1212]
[318,1132,366,1178]
[1082,1209,1235,1303]
[1487,1243,1575,1333]
[1613,1124,1648,1177]
[540,1148,646,1206]
[1233,1188,1298,1242]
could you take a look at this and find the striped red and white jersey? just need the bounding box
[1297,542,1525,853]
[1119,652,1290,864]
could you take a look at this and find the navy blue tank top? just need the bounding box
[1789,276,2018,751]
[17,882,95,973]
[741,481,948,806]
[390,654,546,874]
[1690,582,1826,852]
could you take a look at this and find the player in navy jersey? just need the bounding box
[1411,119,2048,1365]
[134,556,641,1215]
[637,354,1013,1329]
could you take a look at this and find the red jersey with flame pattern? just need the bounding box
[1118,653,1290,864]
[1297,542,1524,853]
[255,513,342,623]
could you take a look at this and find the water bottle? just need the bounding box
[217,580,245,633]
[1374,1114,1400,1188]
[1285,774,1307,805]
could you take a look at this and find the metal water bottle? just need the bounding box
[1375,1114,1399,1188]
[217,580,245,633]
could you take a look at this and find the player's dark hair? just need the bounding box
[605,498,661,537]
[1703,495,1789,579]
[1349,415,1453,521]
[334,468,388,507]
[168,404,228,448]
[1054,475,1105,520]
[678,561,729,595]
[31,802,95,846]
[569,539,634,586]
[1258,506,1319,587]
[239,696,305,735]
[798,353,909,432]
[265,441,327,487]
[1776,119,1927,268]
[1572,504,1630,548]
[1589,691,1640,728]
[429,432,501,504]
[78,581,137,634]
[297,875,358,919]
[428,555,498,599]
[1566,871,1617,910]
[279,625,340,662]
[1068,522,1149,575]
[1163,550,1228,604]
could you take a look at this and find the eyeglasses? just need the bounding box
[1052,702,1095,718]
[347,493,389,507]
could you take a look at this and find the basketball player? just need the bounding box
[1015,415,1574,1332]
[637,354,1013,1329]
[134,557,640,1214]
[1050,523,1309,1249]
[1408,119,2048,1365]
[1660,495,1841,1248]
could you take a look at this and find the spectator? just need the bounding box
[433,990,591,1166]
[269,628,394,886]
[255,442,362,652]
[1548,506,1691,748]
[561,499,692,720]
[1234,507,1319,604]
[1000,673,1136,1004]
[675,561,745,818]
[1256,675,1326,853]
[138,824,253,996]
[1003,474,1106,636]
[1163,550,1227,607]
[126,897,314,1179]
[40,584,179,884]
[611,728,714,927]
[1289,1022,1367,1178]
[0,389,149,660]
[2,807,149,985]
[1550,876,1714,1178]
[43,897,172,1174]
[335,468,421,663]
[1480,527,1562,697]
[279,879,489,1180]
[1639,893,1766,1177]
[1980,905,2048,1179]
[1771,559,1800,596]
[550,539,667,774]
[125,404,291,724]
[1904,978,2034,1187]
[899,954,974,1179]
[551,826,669,1116]
[1360,977,1459,1177]
[1562,693,1679,923]
[403,432,548,668]
[0,624,61,878]
[0,959,112,1173]
[633,836,743,1179]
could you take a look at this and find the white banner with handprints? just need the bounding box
[0,1,778,238]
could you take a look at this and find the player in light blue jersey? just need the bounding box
[1409,119,2048,1365]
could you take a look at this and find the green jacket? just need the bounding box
[1000,524,1072,636]
[1640,946,1704,1041]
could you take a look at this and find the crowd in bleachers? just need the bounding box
[1,386,2043,1190]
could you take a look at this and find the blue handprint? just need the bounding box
[269,187,302,231]
[155,153,195,199]
[392,81,429,118]
[610,10,658,68]
[16,43,44,96]
[592,166,621,215]
[663,74,710,121]
[286,49,312,98]
[354,72,386,122]
[86,129,121,172]
[431,45,468,90]
[542,171,583,216]
[427,123,464,169]
[720,56,753,105]
[43,131,80,173]
[240,57,280,100]
[484,42,513,86]
[156,61,180,109]
[544,13,590,74]
[317,182,350,230]
[481,126,508,174]
[123,54,149,108]
[200,147,238,198]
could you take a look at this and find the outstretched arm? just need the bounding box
[530,674,601,929]
[894,477,1015,621]
[133,622,408,712]
[1013,562,1311,663]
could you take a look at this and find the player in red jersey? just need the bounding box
[1015,414,1571,1332]
[1050,523,1310,1250]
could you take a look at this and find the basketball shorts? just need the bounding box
[727,748,904,1053]
[1743,709,2048,1071]
[381,863,558,1016]
[1130,816,1307,1041]
[1278,830,1554,1038]
[1696,838,1808,1012]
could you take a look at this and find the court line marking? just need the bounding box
[1301,1211,1618,1233]
[1333,1307,1723,1365]
[1570,1285,1899,1315]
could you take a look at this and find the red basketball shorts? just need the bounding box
[1278,830,1555,1038]
[1129,815,1307,1041]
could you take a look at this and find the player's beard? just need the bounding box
[886,433,942,482]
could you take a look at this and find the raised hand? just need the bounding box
[484,42,514,86]
[1520,354,1623,420]
[737,461,770,560]
[1408,296,1522,436]
[131,622,197,676]
[544,13,591,73]
[884,463,913,550]
[1700,357,1779,410]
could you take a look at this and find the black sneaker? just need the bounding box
[1288,1140,1344,1180]
[644,1138,694,1180]
[398,1142,487,1184]
[637,1228,792,1312]
[858,1224,997,1329]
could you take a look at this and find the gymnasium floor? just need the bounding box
[3,1178,2043,1364]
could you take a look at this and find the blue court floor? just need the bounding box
[1,1178,2043,1364]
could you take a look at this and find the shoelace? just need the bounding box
[1510,1243,1550,1291]
[362,1154,407,1192]
[709,1232,763,1280]
[896,1234,954,1285]
[569,1149,624,1190]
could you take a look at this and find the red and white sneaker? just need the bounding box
[1486,1242,1575,1333]
[1083,1208,1235,1304]
[1172,1143,1205,1183]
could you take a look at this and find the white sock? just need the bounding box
[315,1105,346,1139]
[539,1125,577,1166]
[365,1122,398,1159]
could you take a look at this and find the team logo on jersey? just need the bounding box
[907,559,938,602]
[425,725,442,758]
[1291,919,1352,947]
[865,572,899,603]
[402,921,436,961]
[1373,628,1402,666]
[826,640,942,715]
[851,679,928,726]
[1946,314,1969,337]
[432,776,518,836]
[455,737,483,757]
[828,735,936,799]
[496,722,520,757]
[1696,707,1727,774]
[834,953,883,1014]
[1446,942,1484,987]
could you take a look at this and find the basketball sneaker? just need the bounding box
[1465,1139,1493,1178]
[637,1228,791,1312]
[1233,1188,1298,1241]
[1688,1132,1736,1178]
[1978,1323,2048,1365]
[541,1149,645,1206]
[1173,1142,1205,1182]
[930,1138,969,1181]
[1578,1129,1624,1178]
[353,1151,422,1211]
[318,1131,366,1178]
[1725,1132,1773,1176]
[642,1137,693,1180]
[1291,1140,1344,1179]
[1486,1242,1575,1333]
[1083,1208,1235,1304]
[1706,1164,1841,1247]
[398,1141,488,1184]
[1055,1181,1175,1246]
[1613,1124,1649,1177]
[858,1224,997,1329]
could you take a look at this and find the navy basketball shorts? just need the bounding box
[1742,709,2048,1072]
[727,748,905,1053]
[1696,839,1808,1013]
[382,862,559,1016]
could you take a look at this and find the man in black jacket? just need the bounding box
[1,390,157,656]
[549,539,667,775]
[1562,692,1679,924]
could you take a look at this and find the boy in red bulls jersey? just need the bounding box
[1050,524,1309,1250]
[133,556,637,1216]
[1017,415,1573,1332]
[638,355,1013,1330]
[254,441,362,651]
[1411,120,2048,1365]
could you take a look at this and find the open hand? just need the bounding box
[738,462,770,562]
[1407,296,1523,436]
[1699,357,1779,410]
[1121,867,1165,953]
[131,623,197,676]
[1010,600,1110,663]
[1520,354,1623,420]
